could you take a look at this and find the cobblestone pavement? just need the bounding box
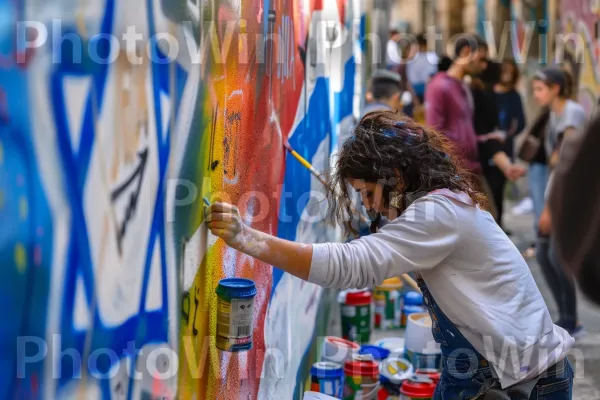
[504,203,600,399]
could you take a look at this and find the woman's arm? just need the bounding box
[206,196,459,289]
[206,202,313,280]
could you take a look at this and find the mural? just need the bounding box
[0,0,375,399]
[560,0,600,115]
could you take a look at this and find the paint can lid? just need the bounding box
[344,289,372,305]
[380,357,414,385]
[310,361,344,379]
[373,337,405,354]
[375,277,403,290]
[344,359,380,378]
[359,345,391,361]
[403,291,424,305]
[216,278,257,299]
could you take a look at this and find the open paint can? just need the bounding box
[322,336,360,364]
[215,278,257,352]
[378,357,414,399]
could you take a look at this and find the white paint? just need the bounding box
[160,91,171,144]
[131,343,177,399]
[84,66,160,327]
[27,49,74,400]
[62,77,92,153]
[109,357,131,400]
[73,274,91,330]
[182,222,208,291]
[55,379,101,399]
[145,240,163,311]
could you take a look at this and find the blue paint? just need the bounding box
[273,76,332,292]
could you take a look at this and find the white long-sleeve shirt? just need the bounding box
[308,191,574,389]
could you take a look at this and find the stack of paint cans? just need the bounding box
[343,355,380,400]
[339,289,372,344]
[215,278,257,352]
[310,362,345,399]
[373,277,403,330]
[400,291,425,328]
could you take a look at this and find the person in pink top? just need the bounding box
[424,34,497,214]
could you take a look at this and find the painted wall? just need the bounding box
[560,0,600,115]
[0,0,379,399]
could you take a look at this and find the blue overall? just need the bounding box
[416,278,574,399]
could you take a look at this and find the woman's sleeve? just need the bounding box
[308,196,459,289]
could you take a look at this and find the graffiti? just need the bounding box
[561,0,600,115]
[1,0,375,398]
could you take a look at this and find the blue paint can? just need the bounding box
[215,278,257,352]
[310,361,344,398]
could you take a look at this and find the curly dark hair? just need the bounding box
[327,110,487,235]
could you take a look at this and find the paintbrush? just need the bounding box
[282,139,421,292]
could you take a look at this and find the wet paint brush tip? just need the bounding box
[203,197,211,207]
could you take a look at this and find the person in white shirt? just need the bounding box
[405,33,439,103]
[206,111,575,398]
[386,29,402,69]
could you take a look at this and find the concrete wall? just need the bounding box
[0,0,381,398]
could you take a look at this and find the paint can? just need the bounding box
[322,336,360,364]
[400,292,424,328]
[359,345,391,362]
[373,338,405,359]
[377,357,414,400]
[215,278,257,352]
[399,375,437,399]
[303,391,340,400]
[404,313,441,370]
[310,361,344,399]
[400,305,425,328]
[343,358,380,400]
[340,289,372,344]
[374,278,403,330]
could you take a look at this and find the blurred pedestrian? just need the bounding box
[424,34,496,215]
[406,33,439,104]
[471,61,526,231]
[531,66,588,335]
[550,113,600,306]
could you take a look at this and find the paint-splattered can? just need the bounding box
[215,278,257,352]
[310,361,344,398]
[374,277,403,329]
[340,289,372,344]
[343,357,380,400]
[377,357,414,400]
